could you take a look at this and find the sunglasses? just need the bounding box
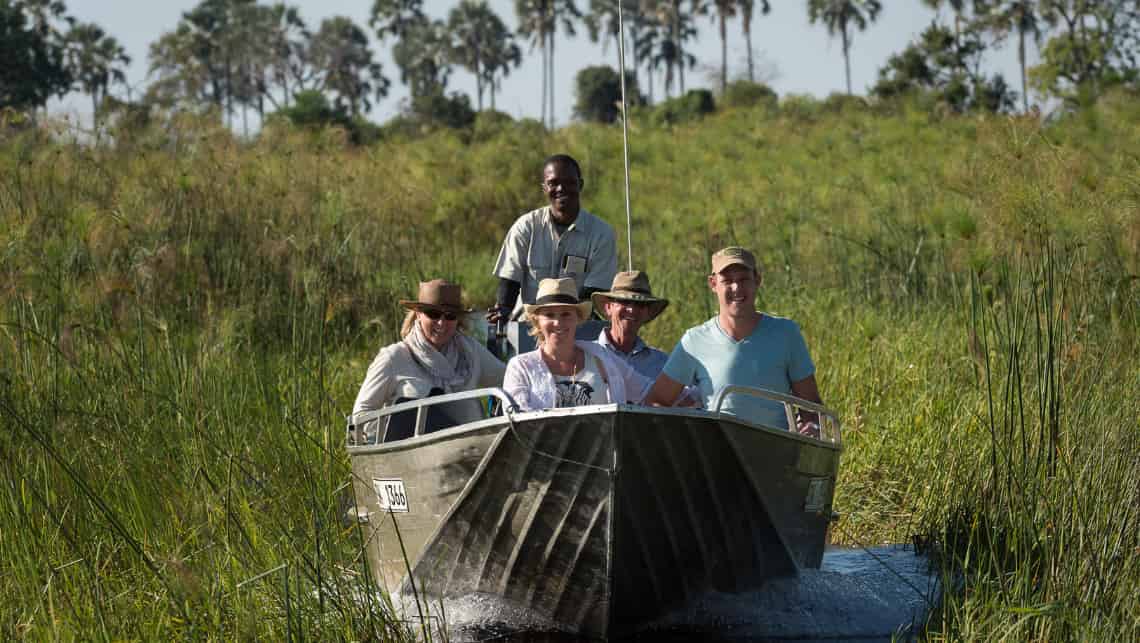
[421,308,459,321]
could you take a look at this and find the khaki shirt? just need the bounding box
[492,206,618,314]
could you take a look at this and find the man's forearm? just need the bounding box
[496,278,521,310]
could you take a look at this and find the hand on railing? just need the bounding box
[795,413,821,439]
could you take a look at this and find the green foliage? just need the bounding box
[1030,9,1140,104]
[720,80,778,110]
[410,89,475,130]
[390,16,452,99]
[274,90,382,146]
[573,64,643,124]
[63,22,131,121]
[649,88,715,126]
[445,0,519,111]
[470,109,515,142]
[807,0,883,94]
[308,16,390,117]
[0,0,72,111]
[822,91,870,113]
[2,96,1139,638]
[873,22,1017,113]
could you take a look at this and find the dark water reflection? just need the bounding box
[446,546,939,643]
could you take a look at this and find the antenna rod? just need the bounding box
[616,0,634,271]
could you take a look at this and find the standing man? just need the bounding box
[488,154,618,324]
[645,247,823,434]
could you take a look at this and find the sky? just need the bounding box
[52,1,1040,127]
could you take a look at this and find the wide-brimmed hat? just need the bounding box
[711,246,759,274]
[590,270,669,322]
[399,279,472,314]
[523,277,593,320]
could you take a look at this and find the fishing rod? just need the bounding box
[616,0,634,272]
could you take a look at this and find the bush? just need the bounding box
[573,65,644,123]
[823,92,870,113]
[471,109,515,142]
[779,93,822,120]
[411,90,476,130]
[274,90,381,146]
[720,81,778,110]
[649,89,715,126]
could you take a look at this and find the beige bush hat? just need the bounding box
[711,246,759,274]
[398,279,472,314]
[590,270,669,322]
[523,277,593,320]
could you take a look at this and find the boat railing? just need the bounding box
[347,387,520,447]
[709,385,842,445]
[347,385,840,447]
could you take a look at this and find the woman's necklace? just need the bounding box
[543,346,580,377]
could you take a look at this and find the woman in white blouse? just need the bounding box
[353,279,505,417]
[503,278,651,411]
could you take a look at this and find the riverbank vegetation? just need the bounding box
[2,93,1138,638]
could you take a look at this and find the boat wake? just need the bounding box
[403,545,939,642]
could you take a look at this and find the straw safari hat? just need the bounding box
[523,277,593,320]
[398,279,472,314]
[590,270,669,322]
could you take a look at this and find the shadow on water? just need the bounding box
[444,545,940,643]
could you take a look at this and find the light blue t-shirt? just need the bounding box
[662,314,815,429]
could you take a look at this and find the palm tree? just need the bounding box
[65,22,131,122]
[584,0,644,90]
[516,0,580,127]
[515,0,551,124]
[484,35,522,111]
[922,0,968,39]
[807,0,883,95]
[634,22,660,101]
[643,0,698,95]
[704,0,738,93]
[147,26,200,109]
[648,37,680,97]
[545,0,581,124]
[978,0,1042,112]
[738,0,771,83]
[392,17,451,99]
[261,3,309,110]
[370,0,424,41]
[448,0,516,111]
[921,0,973,83]
[309,16,389,117]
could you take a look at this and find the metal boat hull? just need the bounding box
[348,404,840,639]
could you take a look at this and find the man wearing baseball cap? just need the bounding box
[645,246,823,433]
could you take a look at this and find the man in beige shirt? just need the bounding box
[488,154,618,323]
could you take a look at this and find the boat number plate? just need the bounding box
[373,478,409,513]
[804,477,829,513]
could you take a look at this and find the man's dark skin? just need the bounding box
[488,158,598,324]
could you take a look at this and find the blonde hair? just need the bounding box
[524,307,586,342]
[400,309,470,338]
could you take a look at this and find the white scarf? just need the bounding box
[403,323,474,392]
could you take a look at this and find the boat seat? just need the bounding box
[382,390,488,442]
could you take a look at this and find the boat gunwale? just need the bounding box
[346,403,842,456]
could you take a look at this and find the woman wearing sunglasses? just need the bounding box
[352,279,505,416]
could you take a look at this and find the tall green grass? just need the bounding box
[2,94,1137,638]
